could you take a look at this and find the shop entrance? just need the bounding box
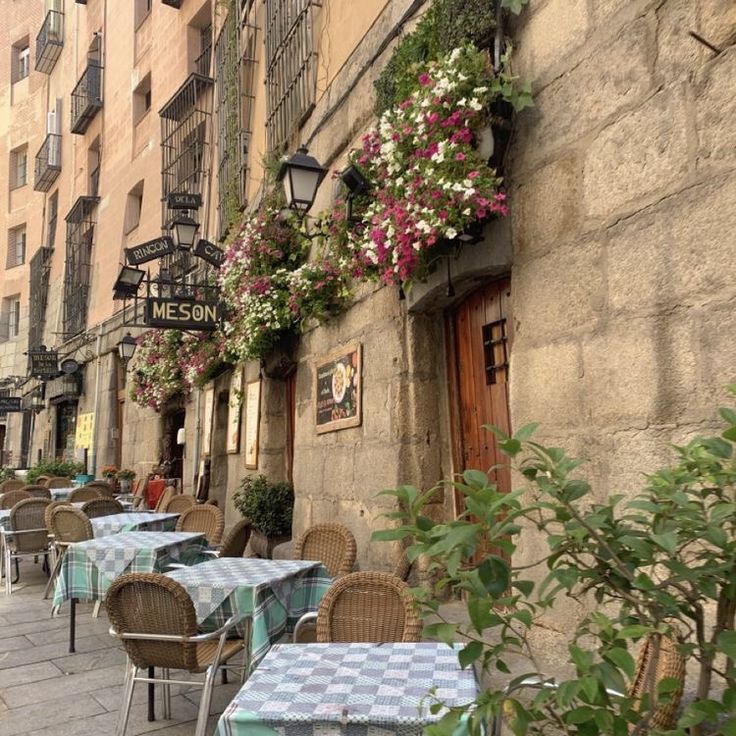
[447,277,513,525]
[55,402,78,461]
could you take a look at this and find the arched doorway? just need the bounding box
[447,277,513,520]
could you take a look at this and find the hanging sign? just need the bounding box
[60,358,80,374]
[29,350,59,378]
[0,397,22,412]
[125,236,176,266]
[145,297,221,330]
[167,192,202,210]
[193,239,225,268]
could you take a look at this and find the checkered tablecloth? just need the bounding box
[91,512,179,538]
[216,642,478,736]
[166,558,331,663]
[50,487,77,501]
[0,510,10,531]
[52,531,208,608]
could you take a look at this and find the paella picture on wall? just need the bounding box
[315,342,362,434]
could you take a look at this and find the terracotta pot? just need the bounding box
[250,529,292,559]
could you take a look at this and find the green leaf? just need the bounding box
[477,556,510,597]
[424,622,458,645]
[618,625,651,640]
[723,426,736,442]
[458,640,483,668]
[514,423,538,441]
[564,706,595,725]
[650,531,678,554]
[371,528,412,542]
[462,469,489,489]
[718,631,736,659]
[603,647,636,678]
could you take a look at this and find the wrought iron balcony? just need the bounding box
[34,134,62,192]
[70,62,103,135]
[162,0,183,7]
[36,10,64,74]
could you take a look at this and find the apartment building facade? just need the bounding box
[0,0,734,578]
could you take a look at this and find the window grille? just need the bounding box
[34,133,62,191]
[62,196,99,338]
[28,246,53,352]
[7,227,26,268]
[159,73,213,280]
[264,0,321,151]
[195,24,213,77]
[215,10,258,237]
[482,319,509,385]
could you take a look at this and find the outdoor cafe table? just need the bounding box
[49,487,77,501]
[216,642,479,736]
[90,512,179,537]
[52,531,208,653]
[166,557,332,666]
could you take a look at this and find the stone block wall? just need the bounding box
[509,0,736,569]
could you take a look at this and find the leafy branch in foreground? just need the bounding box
[374,391,736,736]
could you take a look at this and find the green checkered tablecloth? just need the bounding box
[216,642,479,736]
[52,531,208,608]
[90,512,179,538]
[166,558,332,664]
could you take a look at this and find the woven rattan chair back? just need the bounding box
[0,479,25,493]
[219,519,252,558]
[105,573,200,670]
[10,498,52,553]
[629,632,685,730]
[294,523,357,578]
[154,487,174,513]
[44,500,71,530]
[82,498,124,518]
[45,477,73,489]
[0,489,32,509]
[68,487,102,503]
[164,494,195,514]
[21,484,52,499]
[85,480,114,497]
[49,505,93,544]
[175,505,224,546]
[35,475,51,485]
[316,571,422,643]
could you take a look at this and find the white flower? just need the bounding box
[445,227,457,239]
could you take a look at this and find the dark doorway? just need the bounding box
[162,408,185,482]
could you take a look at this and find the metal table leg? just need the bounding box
[148,667,155,721]
[69,598,76,653]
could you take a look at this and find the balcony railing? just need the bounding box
[70,62,103,135]
[34,133,62,192]
[36,10,64,74]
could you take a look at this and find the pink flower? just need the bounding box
[455,152,466,161]
[418,73,432,87]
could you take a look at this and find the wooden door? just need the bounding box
[448,278,513,515]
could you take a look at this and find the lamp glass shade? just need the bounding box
[170,215,199,250]
[278,147,327,212]
[113,266,145,299]
[117,333,137,362]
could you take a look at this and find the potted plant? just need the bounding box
[116,468,136,494]
[233,474,294,558]
[101,465,118,480]
[374,395,736,736]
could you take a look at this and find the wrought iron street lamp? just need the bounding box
[277,146,327,214]
[169,212,199,250]
[117,332,137,365]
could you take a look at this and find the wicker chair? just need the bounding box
[82,498,124,518]
[163,494,196,514]
[85,480,114,497]
[68,487,102,503]
[45,477,73,489]
[44,500,71,531]
[35,475,52,486]
[5,498,52,594]
[294,523,357,578]
[153,486,174,513]
[175,505,224,546]
[294,571,422,644]
[21,484,52,499]
[491,632,685,735]
[44,505,94,599]
[0,489,32,509]
[217,519,252,558]
[0,479,25,493]
[105,572,247,736]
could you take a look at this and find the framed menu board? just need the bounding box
[315,342,362,434]
[226,369,243,454]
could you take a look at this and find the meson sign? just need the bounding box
[145,298,221,330]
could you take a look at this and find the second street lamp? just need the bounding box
[277,146,327,214]
[117,332,137,365]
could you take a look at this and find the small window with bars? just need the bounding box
[482,318,509,385]
[7,226,26,268]
[10,145,28,189]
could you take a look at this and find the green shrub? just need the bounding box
[26,458,85,484]
[232,474,294,538]
[0,466,17,482]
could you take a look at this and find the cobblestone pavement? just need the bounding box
[0,559,241,735]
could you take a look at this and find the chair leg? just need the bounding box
[161,668,172,720]
[4,547,11,595]
[194,664,217,736]
[11,558,19,585]
[43,552,64,600]
[116,660,137,736]
[92,600,101,618]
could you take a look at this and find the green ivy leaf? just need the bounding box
[603,647,635,678]
[458,640,483,668]
[717,631,736,659]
